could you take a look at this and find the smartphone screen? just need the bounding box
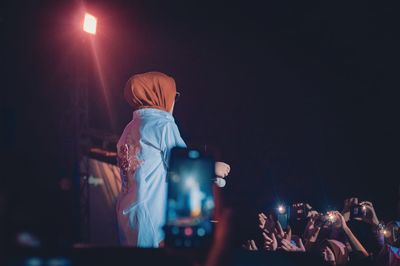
[165,148,215,248]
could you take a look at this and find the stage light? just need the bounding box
[83,13,97,35]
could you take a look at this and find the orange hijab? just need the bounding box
[124,71,176,112]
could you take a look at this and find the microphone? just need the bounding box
[213,177,226,188]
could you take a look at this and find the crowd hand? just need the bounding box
[303,215,321,243]
[258,212,277,232]
[262,232,278,251]
[360,201,379,226]
[342,197,358,221]
[281,238,306,252]
[258,212,268,230]
[322,246,336,266]
[332,212,369,257]
[331,211,349,231]
[307,210,319,219]
[243,240,258,251]
[215,162,230,178]
[273,220,292,242]
[331,212,369,257]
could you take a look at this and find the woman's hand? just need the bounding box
[215,162,231,178]
[360,201,379,226]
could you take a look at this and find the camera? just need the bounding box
[350,204,367,220]
[164,148,215,248]
[314,212,337,228]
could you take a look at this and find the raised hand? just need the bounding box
[322,246,336,265]
[262,232,278,251]
[360,201,379,226]
[215,162,230,178]
[281,238,306,252]
[243,240,258,251]
[258,212,268,230]
[331,211,348,230]
[303,215,321,243]
[274,220,291,241]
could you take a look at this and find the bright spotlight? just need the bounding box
[83,13,97,35]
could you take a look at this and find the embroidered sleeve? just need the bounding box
[117,143,143,192]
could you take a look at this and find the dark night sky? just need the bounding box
[1,0,399,244]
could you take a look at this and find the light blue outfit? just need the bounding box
[116,108,186,247]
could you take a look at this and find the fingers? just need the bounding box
[217,162,231,172]
[215,162,231,178]
[275,220,285,237]
[285,226,292,241]
[281,239,293,251]
[313,226,321,235]
[360,201,373,207]
[243,240,251,250]
[262,232,272,242]
[297,238,305,251]
[258,213,266,229]
[271,232,277,243]
[307,210,319,219]
[331,210,341,217]
[250,240,258,250]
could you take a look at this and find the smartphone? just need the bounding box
[164,148,215,248]
[275,205,290,230]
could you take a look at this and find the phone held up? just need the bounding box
[164,148,215,248]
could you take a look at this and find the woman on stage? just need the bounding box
[116,71,230,247]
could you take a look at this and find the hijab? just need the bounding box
[124,71,177,112]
